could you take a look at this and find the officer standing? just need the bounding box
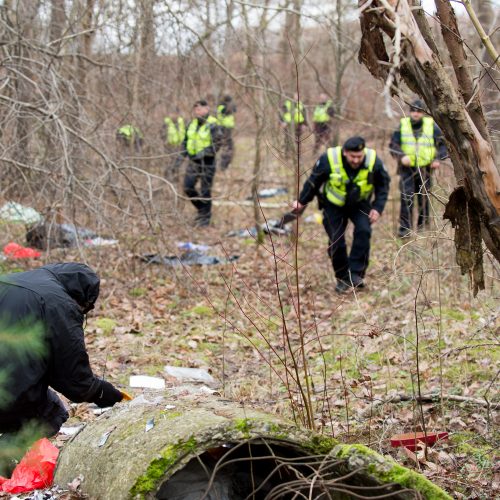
[280,92,307,159]
[162,109,186,182]
[183,99,223,227]
[216,95,236,170]
[312,94,335,153]
[292,136,390,293]
[116,124,143,152]
[389,99,447,237]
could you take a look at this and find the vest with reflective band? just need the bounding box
[400,116,436,167]
[217,105,235,128]
[283,100,305,124]
[164,117,185,146]
[324,147,377,206]
[118,125,142,141]
[186,118,214,156]
[313,101,332,123]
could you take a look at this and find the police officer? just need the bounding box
[216,95,236,170]
[312,93,335,153]
[162,109,186,182]
[389,99,447,237]
[116,124,143,152]
[183,100,223,227]
[292,136,390,293]
[280,92,307,159]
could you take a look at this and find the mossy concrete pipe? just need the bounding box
[54,391,451,499]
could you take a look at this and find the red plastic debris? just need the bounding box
[390,431,449,451]
[0,438,59,494]
[3,242,41,259]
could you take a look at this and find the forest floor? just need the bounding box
[0,132,498,499]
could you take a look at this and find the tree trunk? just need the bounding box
[358,0,500,295]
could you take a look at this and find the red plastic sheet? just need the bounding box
[0,438,59,494]
[3,242,41,259]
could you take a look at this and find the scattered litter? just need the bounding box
[129,394,164,406]
[145,418,155,432]
[59,425,84,436]
[3,242,41,259]
[0,438,58,494]
[177,241,210,252]
[92,406,113,415]
[390,431,449,451]
[97,427,116,447]
[0,202,42,225]
[129,375,166,390]
[26,222,117,250]
[165,404,177,410]
[226,219,291,238]
[304,212,323,225]
[164,366,216,384]
[246,187,288,199]
[140,251,239,267]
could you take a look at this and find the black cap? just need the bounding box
[409,99,425,112]
[194,99,208,106]
[343,136,365,152]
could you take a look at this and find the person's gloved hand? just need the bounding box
[120,391,133,401]
[93,380,123,408]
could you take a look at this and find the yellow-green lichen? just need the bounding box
[332,444,452,499]
[129,436,197,499]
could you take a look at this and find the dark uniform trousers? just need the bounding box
[399,166,432,231]
[322,201,372,281]
[183,158,216,223]
[313,123,332,153]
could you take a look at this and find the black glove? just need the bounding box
[92,379,123,408]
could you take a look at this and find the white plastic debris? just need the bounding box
[164,365,215,384]
[129,394,164,406]
[97,428,114,447]
[59,425,84,436]
[145,418,155,432]
[129,375,166,390]
[0,202,42,224]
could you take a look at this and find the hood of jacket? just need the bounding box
[42,263,100,312]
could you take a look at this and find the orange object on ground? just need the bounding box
[3,242,41,259]
[390,431,449,451]
[0,438,59,493]
[120,390,133,401]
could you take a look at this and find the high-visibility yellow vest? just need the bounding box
[324,147,377,206]
[313,101,333,123]
[164,117,185,146]
[283,100,305,124]
[118,124,143,142]
[400,116,436,167]
[186,117,215,156]
[217,105,235,129]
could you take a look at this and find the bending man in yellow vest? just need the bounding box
[389,99,448,237]
[216,95,236,170]
[292,136,390,294]
[182,99,224,227]
[312,93,335,153]
[162,109,186,182]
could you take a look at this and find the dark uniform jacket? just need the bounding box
[298,150,391,214]
[0,263,122,431]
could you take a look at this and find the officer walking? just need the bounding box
[280,92,307,159]
[389,99,447,237]
[183,99,223,227]
[292,136,390,293]
[216,95,236,170]
[312,94,335,153]
[162,109,186,182]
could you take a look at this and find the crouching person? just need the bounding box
[0,263,125,474]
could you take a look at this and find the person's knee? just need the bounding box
[354,223,371,240]
[183,179,197,197]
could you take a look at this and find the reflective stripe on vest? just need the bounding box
[164,117,185,146]
[217,105,235,128]
[400,116,436,167]
[313,101,332,123]
[186,118,213,156]
[283,100,305,124]
[324,147,377,207]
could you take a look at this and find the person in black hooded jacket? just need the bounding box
[0,263,124,443]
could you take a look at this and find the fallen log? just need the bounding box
[55,391,451,499]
